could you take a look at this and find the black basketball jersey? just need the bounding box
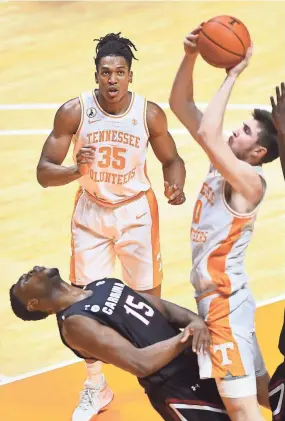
[279,308,285,357]
[56,278,196,390]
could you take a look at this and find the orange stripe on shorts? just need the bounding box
[69,188,83,284]
[145,189,163,288]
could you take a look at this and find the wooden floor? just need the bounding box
[1,1,285,420]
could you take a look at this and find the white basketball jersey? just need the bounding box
[73,90,150,204]
[191,164,266,298]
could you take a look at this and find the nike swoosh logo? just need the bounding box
[88,119,101,124]
[136,212,147,219]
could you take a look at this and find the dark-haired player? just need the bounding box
[36,33,186,420]
[10,265,233,421]
[269,82,285,421]
[169,29,278,421]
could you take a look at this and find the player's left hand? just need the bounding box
[164,181,186,205]
[271,82,285,133]
[181,317,211,355]
[226,43,253,78]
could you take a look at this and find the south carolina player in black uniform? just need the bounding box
[269,84,285,421]
[10,265,230,421]
[268,309,285,421]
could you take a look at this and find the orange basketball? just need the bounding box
[198,15,251,69]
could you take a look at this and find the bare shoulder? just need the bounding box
[56,97,81,121]
[146,101,166,120]
[61,314,97,339]
[54,97,81,134]
[146,101,167,134]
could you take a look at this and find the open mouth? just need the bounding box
[108,87,119,97]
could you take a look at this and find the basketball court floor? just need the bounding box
[1,2,285,420]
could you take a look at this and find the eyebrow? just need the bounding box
[101,66,127,70]
[243,122,252,135]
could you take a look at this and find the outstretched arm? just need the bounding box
[196,46,263,204]
[147,102,186,205]
[271,82,285,179]
[140,292,211,354]
[169,26,204,142]
[63,315,192,378]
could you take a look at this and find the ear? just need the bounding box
[129,70,133,84]
[95,72,98,84]
[253,145,267,163]
[27,298,39,312]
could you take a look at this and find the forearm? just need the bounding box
[199,74,236,138]
[37,162,81,187]
[138,331,189,377]
[170,54,198,105]
[277,131,285,180]
[163,157,186,187]
[169,54,203,141]
[159,298,200,328]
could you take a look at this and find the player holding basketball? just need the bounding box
[269,82,285,421]
[36,33,186,420]
[169,27,279,421]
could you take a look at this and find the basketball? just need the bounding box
[198,15,251,69]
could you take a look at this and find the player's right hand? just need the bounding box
[271,82,285,134]
[226,43,253,78]
[76,144,96,176]
[181,317,211,355]
[184,25,203,56]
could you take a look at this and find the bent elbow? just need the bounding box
[132,358,153,378]
[36,167,49,188]
[169,96,178,115]
[196,127,211,144]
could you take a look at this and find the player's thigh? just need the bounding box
[70,193,116,285]
[115,190,162,291]
[149,394,230,421]
[217,389,264,421]
[269,361,285,421]
[197,293,256,380]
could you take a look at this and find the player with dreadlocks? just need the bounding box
[36,33,186,421]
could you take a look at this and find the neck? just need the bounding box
[96,90,131,115]
[52,281,92,313]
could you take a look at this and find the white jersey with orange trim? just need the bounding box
[73,90,150,205]
[190,164,266,299]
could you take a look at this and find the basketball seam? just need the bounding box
[210,19,247,54]
[201,29,244,58]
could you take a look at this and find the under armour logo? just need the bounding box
[96,281,105,286]
[91,305,100,313]
[84,305,90,310]
[191,384,200,391]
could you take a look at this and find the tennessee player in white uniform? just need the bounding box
[170,27,279,421]
[37,33,186,421]
[71,90,161,290]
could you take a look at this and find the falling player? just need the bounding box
[10,265,230,421]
